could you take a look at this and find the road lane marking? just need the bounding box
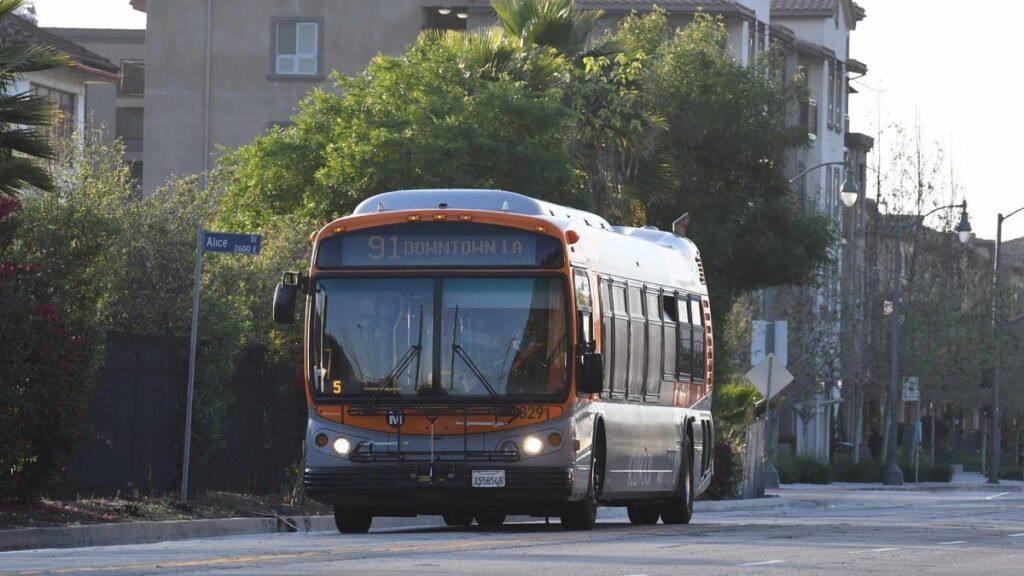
[738,560,784,567]
[1009,533,1024,537]
[939,541,967,545]
[4,538,537,575]
[852,548,898,554]
[985,492,1010,501]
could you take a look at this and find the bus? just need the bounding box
[273,189,715,533]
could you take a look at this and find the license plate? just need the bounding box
[472,470,505,488]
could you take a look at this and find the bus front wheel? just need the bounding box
[333,506,372,534]
[561,435,603,530]
[660,435,694,525]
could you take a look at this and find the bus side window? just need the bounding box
[599,278,613,395]
[611,283,628,397]
[691,297,705,381]
[573,270,594,352]
[644,288,661,400]
[661,293,677,382]
[676,294,693,377]
[627,285,645,399]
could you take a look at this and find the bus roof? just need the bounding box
[346,189,707,293]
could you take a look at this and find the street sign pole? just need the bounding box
[181,226,203,501]
[764,355,779,488]
[179,229,263,501]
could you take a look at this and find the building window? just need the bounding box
[827,61,835,131]
[116,107,144,152]
[834,61,844,132]
[31,84,75,140]
[119,60,144,96]
[272,19,320,77]
[801,98,818,139]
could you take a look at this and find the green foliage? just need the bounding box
[706,378,761,498]
[0,143,113,499]
[999,467,1023,481]
[829,455,881,483]
[703,436,742,500]
[0,0,74,196]
[776,452,832,484]
[218,29,585,230]
[898,457,953,484]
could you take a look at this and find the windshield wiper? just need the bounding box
[368,305,425,408]
[448,305,500,399]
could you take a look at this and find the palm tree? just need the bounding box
[0,0,71,197]
[492,0,603,58]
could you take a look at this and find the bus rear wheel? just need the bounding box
[333,506,372,534]
[627,504,660,525]
[661,436,694,525]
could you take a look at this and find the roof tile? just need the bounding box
[0,13,119,74]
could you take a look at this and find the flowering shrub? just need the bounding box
[0,190,105,501]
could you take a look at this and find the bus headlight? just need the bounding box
[522,435,544,455]
[332,437,351,455]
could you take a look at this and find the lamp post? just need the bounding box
[988,204,1024,484]
[788,161,861,207]
[881,202,972,485]
[760,161,859,488]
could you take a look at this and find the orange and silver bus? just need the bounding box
[273,189,714,533]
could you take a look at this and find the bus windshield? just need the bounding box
[310,276,569,401]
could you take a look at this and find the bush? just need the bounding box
[704,435,742,500]
[898,457,953,483]
[830,455,881,483]
[999,466,1023,481]
[776,453,831,484]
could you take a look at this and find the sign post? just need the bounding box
[180,228,262,501]
[745,354,794,489]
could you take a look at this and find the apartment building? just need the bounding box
[126,0,781,194]
[1,13,119,147]
[47,27,145,184]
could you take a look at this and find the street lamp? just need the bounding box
[988,203,1024,484]
[758,161,860,489]
[882,201,972,486]
[788,161,861,208]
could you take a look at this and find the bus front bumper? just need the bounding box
[304,463,573,512]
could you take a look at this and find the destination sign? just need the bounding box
[203,232,262,255]
[316,223,563,268]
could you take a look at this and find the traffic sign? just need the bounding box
[902,377,920,402]
[203,231,262,255]
[745,353,794,401]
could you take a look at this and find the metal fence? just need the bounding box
[741,418,767,499]
[70,333,305,495]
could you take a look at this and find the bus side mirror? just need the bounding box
[578,352,603,395]
[273,272,302,324]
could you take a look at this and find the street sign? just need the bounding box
[203,231,262,255]
[181,228,263,502]
[751,320,789,368]
[745,353,794,401]
[902,376,920,402]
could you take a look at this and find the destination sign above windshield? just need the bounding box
[316,222,564,268]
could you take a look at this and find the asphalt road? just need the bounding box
[3,487,1023,575]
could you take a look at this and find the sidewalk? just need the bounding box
[773,470,1024,494]
[0,496,789,552]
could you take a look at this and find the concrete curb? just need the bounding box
[0,497,790,552]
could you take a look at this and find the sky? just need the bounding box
[28,0,1024,241]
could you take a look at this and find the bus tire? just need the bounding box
[627,504,660,525]
[474,512,506,529]
[660,434,693,525]
[561,432,603,530]
[443,512,473,527]
[333,506,372,534]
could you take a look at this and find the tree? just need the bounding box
[0,0,71,196]
[217,29,584,230]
